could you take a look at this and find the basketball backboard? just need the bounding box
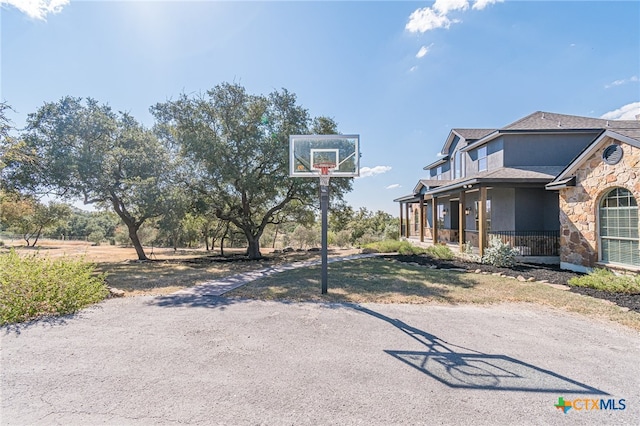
[289,134,360,177]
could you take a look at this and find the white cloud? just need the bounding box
[406,7,455,33]
[605,75,639,89]
[416,43,434,58]
[406,0,502,34]
[409,66,418,72]
[434,0,469,15]
[472,0,504,11]
[1,0,69,20]
[600,102,640,120]
[357,166,392,179]
[385,184,401,190]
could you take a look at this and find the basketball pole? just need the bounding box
[320,178,329,294]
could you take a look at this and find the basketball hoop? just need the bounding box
[313,162,335,187]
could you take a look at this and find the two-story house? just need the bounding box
[395,111,640,273]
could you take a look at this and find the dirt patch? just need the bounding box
[388,254,640,314]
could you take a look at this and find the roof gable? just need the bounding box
[547,129,640,187]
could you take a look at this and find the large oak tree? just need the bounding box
[152,83,352,259]
[10,97,170,260]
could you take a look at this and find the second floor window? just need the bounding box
[477,146,488,172]
[454,151,463,179]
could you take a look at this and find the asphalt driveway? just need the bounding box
[2,295,639,425]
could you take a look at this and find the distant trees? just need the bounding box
[0,194,70,246]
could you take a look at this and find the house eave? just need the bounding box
[545,176,576,190]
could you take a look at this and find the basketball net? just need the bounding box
[314,162,334,187]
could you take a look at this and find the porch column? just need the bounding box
[431,196,438,244]
[399,203,403,239]
[405,203,410,237]
[479,186,487,256]
[458,191,465,253]
[419,195,425,242]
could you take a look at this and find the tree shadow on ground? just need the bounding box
[353,305,608,395]
[2,312,77,335]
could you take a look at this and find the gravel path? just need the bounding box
[2,297,639,425]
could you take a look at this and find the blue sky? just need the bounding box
[2,0,639,215]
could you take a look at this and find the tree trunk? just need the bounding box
[246,233,262,259]
[272,225,279,249]
[31,226,44,247]
[127,224,148,261]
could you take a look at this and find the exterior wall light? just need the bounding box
[465,207,472,215]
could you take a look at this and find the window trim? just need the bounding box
[598,187,639,267]
[477,146,488,172]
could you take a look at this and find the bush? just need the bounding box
[363,240,425,255]
[568,269,640,294]
[425,244,454,260]
[0,250,109,325]
[481,236,519,267]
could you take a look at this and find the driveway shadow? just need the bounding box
[353,305,608,395]
[150,294,241,309]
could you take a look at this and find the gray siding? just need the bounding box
[503,132,600,166]
[514,188,559,231]
[489,188,515,231]
[467,138,504,175]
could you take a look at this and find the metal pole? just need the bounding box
[320,182,329,294]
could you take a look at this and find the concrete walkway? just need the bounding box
[172,252,381,297]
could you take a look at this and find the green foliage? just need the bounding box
[481,236,519,267]
[568,269,640,294]
[9,97,172,259]
[363,240,425,255]
[329,207,398,247]
[426,244,455,260]
[152,83,353,258]
[0,193,70,246]
[0,250,108,325]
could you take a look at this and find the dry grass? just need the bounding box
[0,239,356,296]
[4,241,639,331]
[227,257,640,331]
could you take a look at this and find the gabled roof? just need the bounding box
[452,128,496,140]
[413,179,450,193]
[547,128,640,189]
[437,128,496,158]
[461,111,640,152]
[503,111,640,131]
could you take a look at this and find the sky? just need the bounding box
[1,0,639,216]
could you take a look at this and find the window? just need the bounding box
[477,146,488,172]
[437,204,445,229]
[599,188,639,267]
[436,165,443,180]
[454,151,463,179]
[414,209,420,233]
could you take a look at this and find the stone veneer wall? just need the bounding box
[559,138,640,272]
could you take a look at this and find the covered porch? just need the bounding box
[395,180,560,261]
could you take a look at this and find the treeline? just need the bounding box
[0,195,397,252]
[0,87,397,258]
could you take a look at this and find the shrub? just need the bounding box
[568,268,640,294]
[481,236,519,267]
[0,250,108,325]
[363,240,425,255]
[425,244,454,260]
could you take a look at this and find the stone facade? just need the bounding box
[559,138,640,272]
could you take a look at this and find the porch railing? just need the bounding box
[488,230,560,256]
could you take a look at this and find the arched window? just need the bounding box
[599,188,639,267]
